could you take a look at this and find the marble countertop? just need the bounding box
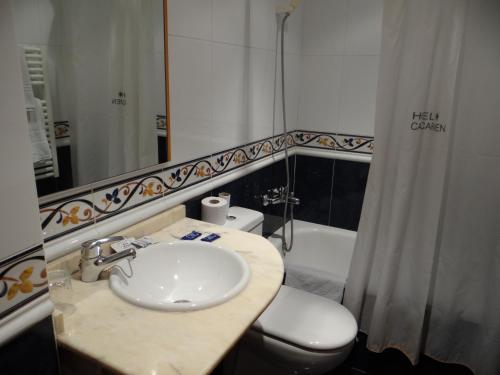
[52,212,284,375]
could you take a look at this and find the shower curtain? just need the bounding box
[343,1,500,374]
[59,0,157,186]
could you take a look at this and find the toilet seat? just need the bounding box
[251,285,357,351]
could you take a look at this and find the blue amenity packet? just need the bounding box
[201,233,221,242]
[181,231,202,240]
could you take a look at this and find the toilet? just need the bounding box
[224,206,358,375]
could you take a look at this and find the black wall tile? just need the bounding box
[0,316,60,375]
[184,191,213,220]
[36,146,74,197]
[330,160,370,231]
[183,155,368,235]
[292,155,334,226]
[183,158,294,237]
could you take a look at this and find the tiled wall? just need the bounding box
[39,131,374,243]
[293,156,369,231]
[167,0,303,164]
[0,246,48,320]
[184,158,292,237]
[185,154,370,234]
[298,0,383,136]
[168,0,382,162]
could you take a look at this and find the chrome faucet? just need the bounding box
[261,187,300,207]
[79,236,136,282]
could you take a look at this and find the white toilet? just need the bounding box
[224,206,358,375]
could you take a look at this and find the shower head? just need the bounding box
[276,0,301,15]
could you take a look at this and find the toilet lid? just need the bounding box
[252,285,357,351]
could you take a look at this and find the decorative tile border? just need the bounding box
[54,121,70,139]
[93,171,168,224]
[210,134,293,176]
[156,115,167,130]
[55,120,70,148]
[39,130,373,242]
[40,191,95,241]
[294,130,374,154]
[156,115,167,137]
[0,245,48,320]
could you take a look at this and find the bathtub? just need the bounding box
[267,220,356,300]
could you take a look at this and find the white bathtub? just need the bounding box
[268,220,356,299]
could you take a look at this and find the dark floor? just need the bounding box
[330,333,474,375]
[212,332,474,375]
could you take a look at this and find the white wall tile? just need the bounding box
[37,0,62,45]
[248,48,275,139]
[283,2,304,55]
[298,55,342,132]
[9,0,41,45]
[168,0,212,40]
[345,0,383,55]
[212,43,250,149]
[301,0,348,56]
[249,0,282,51]
[170,119,213,164]
[153,52,167,116]
[169,36,213,162]
[169,36,212,121]
[212,0,249,46]
[338,55,379,136]
[275,52,302,132]
[152,0,165,53]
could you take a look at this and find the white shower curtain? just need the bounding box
[59,0,157,186]
[106,0,157,178]
[343,1,500,374]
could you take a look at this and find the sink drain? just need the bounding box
[173,299,191,304]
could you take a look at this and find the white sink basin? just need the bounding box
[109,241,250,311]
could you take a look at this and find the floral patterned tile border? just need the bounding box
[210,134,293,176]
[164,158,212,193]
[156,115,167,129]
[0,245,48,320]
[92,171,167,224]
[156,115,167,137]
[39,131,374,242]
[40,190,95,241]
[54,121,70,139]
[293,130,374,154]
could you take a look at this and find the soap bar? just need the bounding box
[111,238,135,252]
[201,233,221,242]
[132,236,158,248]
[181,231,202,240]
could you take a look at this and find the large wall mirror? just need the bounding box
[13,0,305,201]
[10,0,170,197]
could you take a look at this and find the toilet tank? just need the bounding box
[223,206,264,235]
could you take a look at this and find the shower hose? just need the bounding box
[277,12,294,254]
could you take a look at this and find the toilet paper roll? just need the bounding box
[201,197,228,225]
[218,192,231,217]
[218,192,231,206]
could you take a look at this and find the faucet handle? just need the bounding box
[94,248,136,267]
[81,236,125,259]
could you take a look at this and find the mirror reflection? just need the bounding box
[10,0,169,197]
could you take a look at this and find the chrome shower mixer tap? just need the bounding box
[261,187,300,206]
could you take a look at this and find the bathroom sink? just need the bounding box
[109,241,250,311]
